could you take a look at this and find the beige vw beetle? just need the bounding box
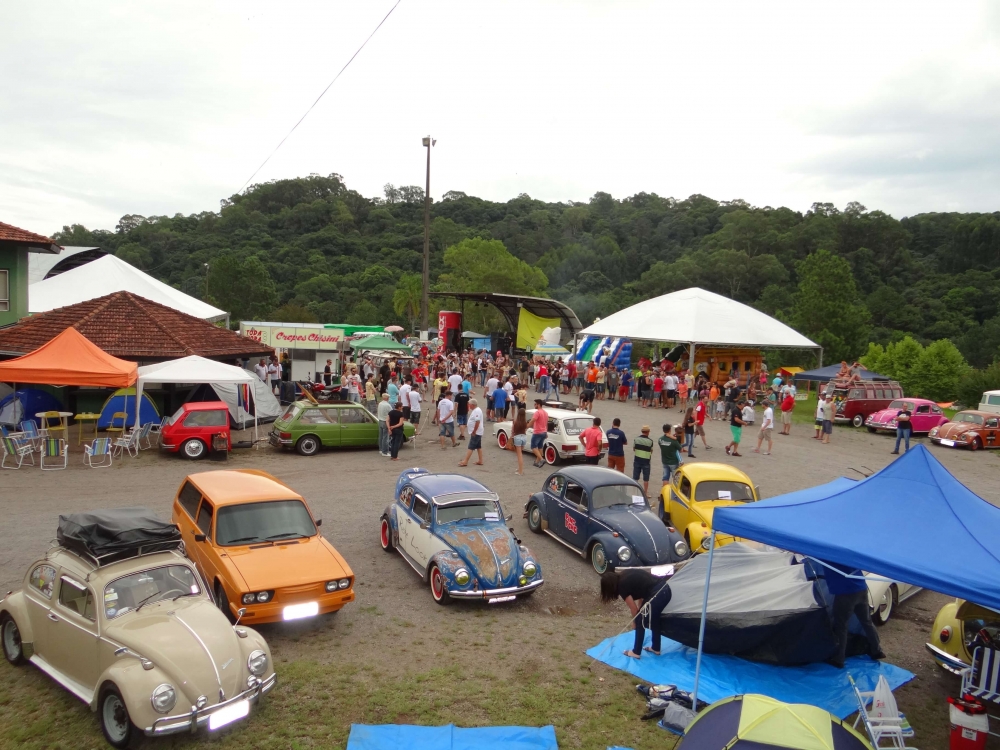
[0,508,276,748]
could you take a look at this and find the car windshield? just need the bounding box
[563,418,594,436]
[592,484,646,510]
[694,481,755,502]
[280,404,302,422]
[435,500,500,524]
[887,400,913,410]
[104,565,200,619]
[215,499,317,546]
[955,413,984,425]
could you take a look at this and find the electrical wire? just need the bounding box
[237,0,403,194]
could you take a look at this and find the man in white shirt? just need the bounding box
[254,358,268,382]
[458,399,485,467]
[346,367,361,403]
[267,358,281,394]
[741,401,755,426]
[399,380,412,421]
[408,387,423,436]
[664,372,678,408]
[448,370,463,395]
[438,392,457,448]
[376,393,392,456]
[754,402,774,455]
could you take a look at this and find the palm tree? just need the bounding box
[393,274,422,332]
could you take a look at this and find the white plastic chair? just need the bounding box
[136,422,155,450]
[850,675,916,749]
[961,646,1000,736]
[40,438,68,471]
[112,428,141,458]
[84,437,113,468]
[1,436,35,469]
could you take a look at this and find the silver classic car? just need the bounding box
[0,509,276,748]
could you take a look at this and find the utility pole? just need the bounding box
[421,135,436,334]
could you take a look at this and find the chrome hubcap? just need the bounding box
[185,441,202,457]
[529,507,540,527]
[593,545,606,573]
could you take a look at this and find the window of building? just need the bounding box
[0,270,8,312]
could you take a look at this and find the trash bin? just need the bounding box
[210,433,228,462]
[950,704,988,750]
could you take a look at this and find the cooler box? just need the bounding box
[950,704,988,750]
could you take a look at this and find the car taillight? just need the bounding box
[563,445,575,451]
[280,432,292,439]
[940,626,952,644]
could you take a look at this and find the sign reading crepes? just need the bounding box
[240,324,344,350]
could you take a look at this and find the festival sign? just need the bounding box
[240,324,344,350]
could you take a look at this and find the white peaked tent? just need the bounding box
[137,356,271,444]
[578,287,821,367]
[29,254,228,323]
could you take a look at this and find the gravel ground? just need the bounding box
[1,396,998,749]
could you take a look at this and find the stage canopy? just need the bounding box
[430,292,583,339]
[0,327,136,387]
[794,364,889,382]
[713,445,1000,611]
[579,288,818,349]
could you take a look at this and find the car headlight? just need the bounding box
[338,578,350,589]
[454,569,471,586]
[960,433,970,441]
[151,683,176,714]
[676,540,690,557]
[522,561,537,578]
[617,546,632,562]
[701,536,711,550]
[326,580,338,592]
[929,428,938,437]
[242,591,273,604]
[248,649,268,677]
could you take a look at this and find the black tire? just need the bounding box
[429,564,451,605]
[526,503,542,534]
[969,437,982,452]
[590,542,608,575]
[296,435,320,456]
[99,685,142,749]
[872,584,897,626]
[852,414,865,428]
[182,439,206,460]
[380,517,394,551]
[866,426,877,433]
[1,613,24,665]
[215,582,234,623]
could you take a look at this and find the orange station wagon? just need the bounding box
[171,470,355,625]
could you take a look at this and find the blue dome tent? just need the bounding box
[97,387,160,429]
[0,389,64,428]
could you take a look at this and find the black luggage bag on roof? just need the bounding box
[57,507,182,565]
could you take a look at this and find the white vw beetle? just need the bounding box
[0,509,276,748]
[494,408,607,465]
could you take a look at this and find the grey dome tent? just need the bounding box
[185,379,282,427]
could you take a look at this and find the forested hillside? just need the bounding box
[53,173,1000,381]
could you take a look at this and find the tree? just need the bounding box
[792,250,871,363]
[438,237,548,296]
[956,363,1000,410]
[392,273,422,332]
[860,336,924,393]
[269,303,318,323]
[205,254,278,325]
[347,299,379,325]
[910,340,970,401]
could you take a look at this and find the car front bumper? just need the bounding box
[233,589,355,624]
[146,672,277,736]
[449,577,544,600]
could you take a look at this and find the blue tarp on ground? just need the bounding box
[346,724,558,750]
[587,633,914,719]
[713,445,1000,612]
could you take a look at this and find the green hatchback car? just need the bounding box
[269,400,414,456]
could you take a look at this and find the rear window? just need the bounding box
[183,410,228,428]
[281,404,302,422]
[563,418,594,436]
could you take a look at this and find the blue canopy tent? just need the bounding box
[687,445,1000,708]
[793,364,889,382]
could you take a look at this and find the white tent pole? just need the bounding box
[689,342,696,375]
[136,378,141,431]
[691,528,717,712]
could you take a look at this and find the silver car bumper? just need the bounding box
[449,577,544,600]
[146,672,277,736]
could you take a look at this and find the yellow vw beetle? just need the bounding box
[927,598,1000,673]
[659,463,760,553]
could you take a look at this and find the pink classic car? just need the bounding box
[865,398,948,434]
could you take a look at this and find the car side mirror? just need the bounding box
[315,518,322,527]
[578,503,587,512]
[194,533,206,542]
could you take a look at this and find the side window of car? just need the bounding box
[299,409,328,425]
[680,476,692,498]
[58,576,96,621]
[548,418,559,433]
[916,404,930,414]
[411,494,431,523]
[196,500,214,535]
[184,410,228,428]
[547,475,565,496]
[987,418,999,429]
[398,485,414,510]
[178,481,201,519]
[319,409,338,424]
[29,564,56,599]
[564,483,585,507]
[849,389,864,399]
[340,408,370,424]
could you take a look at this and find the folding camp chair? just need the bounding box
[1,436,35,469]
[40,438,68,471]
[961,646,1000,736]
[18,420,47,450]
[112,428,141,458]
[40,411,67,437]
[148,416,169,440]
[136,422,155,450]
[1,425,25,440]
[84,437,113,468]
[850,675,916,749]
[105,411,128,437]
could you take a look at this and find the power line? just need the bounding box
[237,0,403,194]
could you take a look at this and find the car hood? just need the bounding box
[686,499,751,528]
[936,422,977,439]
[866,409,898,423]
[105,596,245,705]
[435,522,521,588]
[592,506,684,564]
[225,536,348,591]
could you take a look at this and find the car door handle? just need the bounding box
[405,518,412,524]
[47,613,59,622]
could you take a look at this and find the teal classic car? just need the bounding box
[268,400,414,456]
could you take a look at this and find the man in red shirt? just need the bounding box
[580,416,604,465]
[780,391,795,435]
[567,361,578,394]
[694,393,711,450]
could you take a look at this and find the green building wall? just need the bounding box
[0,247,29,327]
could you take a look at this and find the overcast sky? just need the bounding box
[2,1,999,235]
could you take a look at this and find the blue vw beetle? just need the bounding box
[523,465,691,574]
[380,469,544,604]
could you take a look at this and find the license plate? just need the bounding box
[209,699,249,731]
[940,439,955,446]
[488,595,517,604]
[282,601,319,620]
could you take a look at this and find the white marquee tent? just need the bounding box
[578,287,820,366]
[29,254,228,323]
[137,356,276,443]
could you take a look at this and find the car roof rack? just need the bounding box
[56,509,183,569]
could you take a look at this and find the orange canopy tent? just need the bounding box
[0,328,137,387]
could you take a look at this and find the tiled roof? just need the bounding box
[0,291,273,361]
[0,221,59,246]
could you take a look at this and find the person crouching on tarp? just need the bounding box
[601,569,672,659]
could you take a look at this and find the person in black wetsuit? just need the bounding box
[600,568,672,658]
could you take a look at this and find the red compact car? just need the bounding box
[160,401,231,459]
